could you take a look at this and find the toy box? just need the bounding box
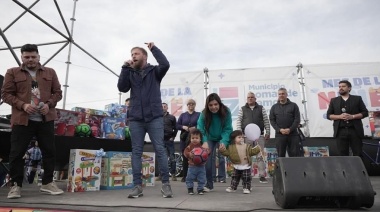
[72,107,107,116]
[104,103,128,119]
[264,148,278,177]
[67,149,102,192]
[141,152,155,187]
[100,151,133,190]
[101,117,126,140]
[303,146,330,157]
[54,109,84,136]
[84,114,105,138]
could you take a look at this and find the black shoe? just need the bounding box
[188,188,194,195]
[181,178,186,182]
[198,189,204,195]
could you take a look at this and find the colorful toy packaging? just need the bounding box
[141,152,155,187]
[54,109,84,136]
[104,103,128,119]
[102,117,126,140]
[72,107,107,116]
[100,151,133,190]
[67,149,102,192]
[84,114,104,138]
[303,146,330,157]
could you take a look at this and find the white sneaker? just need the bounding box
[203,187,212,192]
[40,182,64,195]
[7,183,21,199]
[226,187,236,193]
[243,188,250,194]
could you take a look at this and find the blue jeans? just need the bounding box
[212,142,226,181]
[129,117,169,185]
[205,140,219,189]
[186,165,206,192]
[164,140,176,175]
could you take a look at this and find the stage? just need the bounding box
[0,176,378,211]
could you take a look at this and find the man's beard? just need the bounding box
[132,61,142,70]
[339,90,348,95]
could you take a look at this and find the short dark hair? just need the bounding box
[230,130,243,142]
[131,47,147,56]
[125,98,130,102]
[21,44,38,53]
[339,80,352,88]
[189,129,203,143]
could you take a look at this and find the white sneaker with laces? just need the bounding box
[40,182,64,195]
[7,183,21,199]
[243,188,250,194]
[226,187,236,193]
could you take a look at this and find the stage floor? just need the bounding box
[0,177,379,212]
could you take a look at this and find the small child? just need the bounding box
[219,130,261,194]
[183,129,209,195]
[23,138,43,185]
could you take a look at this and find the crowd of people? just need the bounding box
[1,42,368,200]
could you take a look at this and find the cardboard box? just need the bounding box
[141,152,155,187]
[55,109,84,136]
[104,103,128,119]
[101,117,126,140]
[72,107,107,116]
[67,149,102,192]
[100,151,133,190]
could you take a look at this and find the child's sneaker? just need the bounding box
[198,189,204,195]
[243,188,250,194]
[203,187,212,192]
[226,187,236,193]
[188,188,194,195]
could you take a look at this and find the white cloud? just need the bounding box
[1,0,379,115]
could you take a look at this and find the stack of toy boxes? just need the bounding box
[141,152,155,187]
[72,107,107,138]
[102,103,127,140]
[67,149,102,192]
[100,151,133,190]
[54,109,84,136]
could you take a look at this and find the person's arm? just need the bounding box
[45,69,62,108]
[236,107,243,131]
[183,145,193,159]
[220,109,233,147]
[1,69,26,110]
[176,113,184,130]
[289,103,301,133]
[262,107,270,139]
[150,45,170,81]
[171,116,178,140]
[117,65,132,93]
[249,145,261,156]
[354,96,369,119]
[197,113,208,143]
[269,106,280,133]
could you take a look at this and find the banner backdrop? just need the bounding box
[303,62,380,137]
[208,66,302,137]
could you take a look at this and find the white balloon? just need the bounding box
[244,123,261,142]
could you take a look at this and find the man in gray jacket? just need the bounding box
[269,88,301,157]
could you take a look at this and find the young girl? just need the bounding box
[219,130,261,194]
[183,129,209,195]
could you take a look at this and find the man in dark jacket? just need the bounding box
[162,103,178,181]
[326,80,368,157]
[117,42,173,198]
[269,88,301,157]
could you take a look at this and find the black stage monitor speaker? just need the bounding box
[273,156,375,209]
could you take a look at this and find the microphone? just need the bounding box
[341,108,348,123]
[38,102,46,122]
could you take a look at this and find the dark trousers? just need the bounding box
[275,134,301,157]
[10,120,56,187]
[336,127,363,156]
[181,140,189,178]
